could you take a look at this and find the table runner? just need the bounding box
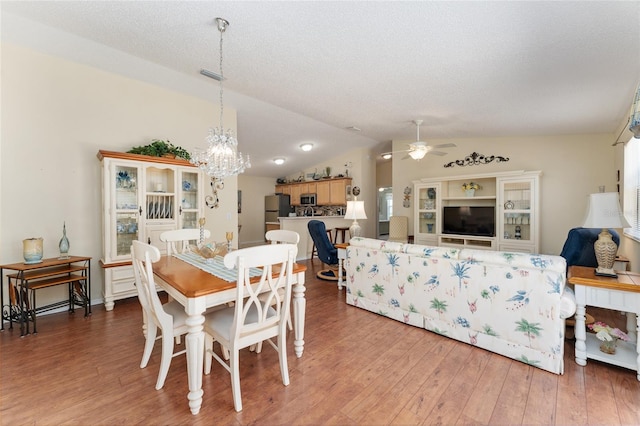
[173,252,263,282]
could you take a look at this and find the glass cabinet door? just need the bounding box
[179,169,199,229]
[417,185,438,235]
[501,180,532,242]
[114,165,140,258]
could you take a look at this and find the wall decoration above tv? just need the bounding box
[443,151,510,168]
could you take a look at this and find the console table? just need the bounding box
[0,256,91,336]
[568,265,640,381]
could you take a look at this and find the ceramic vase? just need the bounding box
[59,222,70,259]
[465,189,475,197]
[23,238,44,264]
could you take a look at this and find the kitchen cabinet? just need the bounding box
[97,150,205,310]
[329,179,350,205]
[291,184,303,206]
[316,181,331,205]
[276,178,350,206]
[275,184,290,197]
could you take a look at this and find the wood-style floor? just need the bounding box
[1,258,639,425]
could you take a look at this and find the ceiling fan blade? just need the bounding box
[401,154,411,160]
[427,151,449,156]
[431,143,456,149]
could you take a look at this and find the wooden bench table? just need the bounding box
[1,256,91,336]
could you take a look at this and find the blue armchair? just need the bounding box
[559,227,620,269]
[308,220,341,281]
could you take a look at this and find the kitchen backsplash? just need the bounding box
[294,205,346,217]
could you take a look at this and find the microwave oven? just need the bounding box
[300,193,317,206]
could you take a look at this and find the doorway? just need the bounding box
[377,187,392,239]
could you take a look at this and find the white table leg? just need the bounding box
[292,271,306,358]
[185,312,205,415]
[337,247,346,290]
[574,303,587,366]
[634,312,640,381]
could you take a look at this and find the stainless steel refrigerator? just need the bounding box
[265,194,292,223]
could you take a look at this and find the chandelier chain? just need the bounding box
[218,21,224,131]
[190,17,250,182]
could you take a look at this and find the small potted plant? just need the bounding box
[588,321,629,354]
[461,182,480,197]
[127,139,191,160]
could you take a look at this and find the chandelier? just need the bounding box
[191,18,250,180]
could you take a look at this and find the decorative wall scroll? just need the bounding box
[444,151,510,168]
[403,186,411,208]
[206,178,225,209]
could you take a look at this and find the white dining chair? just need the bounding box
[159,228,210,255]
[203,244,296,412]
[265,229,300,248]
[264,229,299,333]
[131,240,189,390]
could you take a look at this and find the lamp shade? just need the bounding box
[582,192,630,229]
[344,201,367,220]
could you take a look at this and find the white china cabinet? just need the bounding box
[98,150,205,310]
[414,183,441,246]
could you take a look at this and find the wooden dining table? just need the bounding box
[152,254,308,415]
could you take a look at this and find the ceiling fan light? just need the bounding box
[382,153,392,160]
[409,149,426,160]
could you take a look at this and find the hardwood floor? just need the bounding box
[1,258,639,425]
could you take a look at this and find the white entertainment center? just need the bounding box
[413,170,541,254]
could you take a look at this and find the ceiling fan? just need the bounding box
[382,120,456,160]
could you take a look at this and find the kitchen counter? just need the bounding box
[279,215,346,220]
[278,216,352,260]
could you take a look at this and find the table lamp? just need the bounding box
[345,197,367,238]
[582,192,630,277]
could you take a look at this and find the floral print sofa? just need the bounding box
[345,237,577,374]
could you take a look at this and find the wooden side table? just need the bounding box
[568,266,640,381]
[335,243,348,290]
[0,256,91,336]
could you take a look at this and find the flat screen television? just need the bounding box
[442,206,495,237]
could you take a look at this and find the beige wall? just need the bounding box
[237,175,279,247]
[390,134,640,260]
[376,160,392,188]
[1,43,238,306]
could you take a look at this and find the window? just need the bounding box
[623,137,640,241]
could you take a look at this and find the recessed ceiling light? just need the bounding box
[300,143,313,152]
[273,158,285,165]
[382,153,392,160]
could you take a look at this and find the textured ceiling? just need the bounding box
[2,1,640,177]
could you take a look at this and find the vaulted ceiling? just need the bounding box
[3,1,639,177]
